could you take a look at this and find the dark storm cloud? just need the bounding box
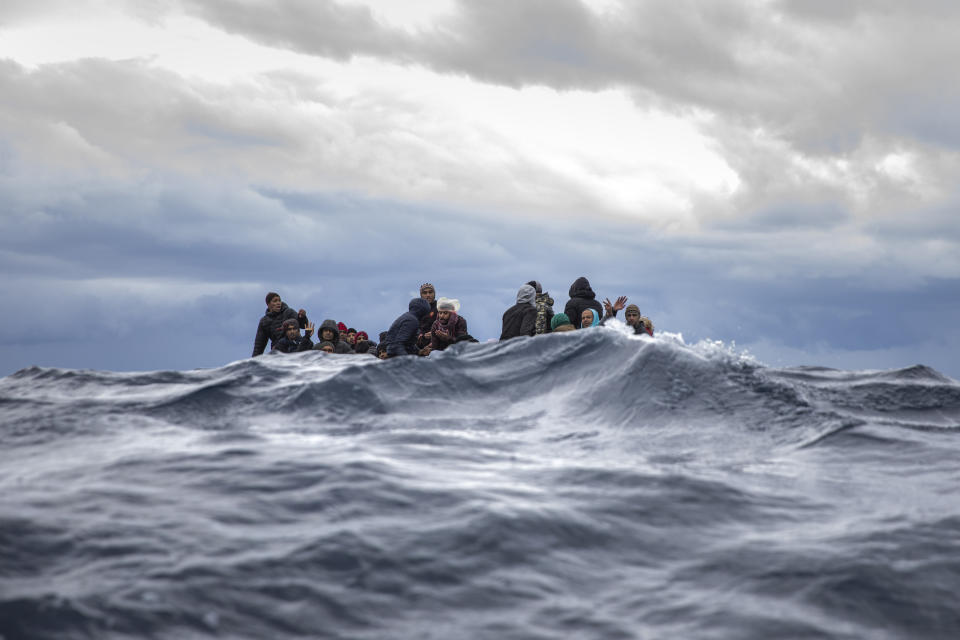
[167,0,960,159]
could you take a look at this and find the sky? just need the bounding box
[1,0,959,379]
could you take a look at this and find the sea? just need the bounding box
[2,323,959,640]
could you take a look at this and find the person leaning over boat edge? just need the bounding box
[387,298,433,357]
[252,292,309,356]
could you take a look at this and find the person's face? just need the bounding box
[378,351,388,360]
[285,326,299,339]
[421,288,435,303]
[347,331,357,343]
[581,310,594,327]
[321,329,335,341]
[438,309,451,322]
[625,311,640,326]
[268,296,282,313]
[321,345,335,353]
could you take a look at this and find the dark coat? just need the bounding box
[417,300,439,348]
[353,339,378,356]
[252,302,307,356]
[501,284,538,340]
[564,277,603,329]
[387,298,432,356]
[500,304,537,340]
[314,319,354,353]
[430,314,469,351]
[274,334,313,353]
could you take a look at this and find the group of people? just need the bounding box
[252,278,654,359]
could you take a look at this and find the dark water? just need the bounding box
[2,325,959,640]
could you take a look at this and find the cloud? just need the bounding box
[2,1,959,379]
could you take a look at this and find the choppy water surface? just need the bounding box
[2,326,959,639]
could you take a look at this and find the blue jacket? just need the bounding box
[386,298,432,356]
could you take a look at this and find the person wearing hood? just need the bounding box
[430,297,469,351]
[527,280,555,335]
[564,277,604,329]
[500,284,539,341]
[252,292,309,356]
[314,319,353,353]
[550,313,576,332]
[273,318,315,353]
[579,308,601,329]
[386,298,433,357]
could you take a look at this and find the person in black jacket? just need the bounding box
[563,277,604,329]
[386,298,433,357]
[500,284,538,340]
[252,292,308,356]
[273,318,315,353]
[417,283,438,349]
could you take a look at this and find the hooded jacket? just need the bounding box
[314,319,353,353]
[252,302,308,356]
[500,285,539,341]
[387,298,432,356]
[563,277,603,329]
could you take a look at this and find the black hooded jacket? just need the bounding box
[563,277,603,329]
[500,285,538,341]
[314,319,354,354]
[387,299,432,356]
[252,302,308,356]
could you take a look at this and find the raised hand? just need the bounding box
[613,296,627,312]
[304,322,314,336]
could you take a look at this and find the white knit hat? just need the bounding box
[436,297,461,312]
